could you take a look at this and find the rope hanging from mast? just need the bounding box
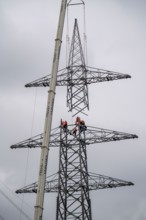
[19,87,38,220]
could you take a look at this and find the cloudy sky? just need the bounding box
[0,0,146,219]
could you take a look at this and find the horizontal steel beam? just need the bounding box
[15,172,134,194]
[10,125,138,149]
[25,66,131,88]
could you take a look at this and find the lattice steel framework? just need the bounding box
[11,125,138,150]
[56,123,91,219]
[25,19,131,116]
[12,123,138,219]
[15,171,134,194]
[66,19,89,115]
[11,15,138,220]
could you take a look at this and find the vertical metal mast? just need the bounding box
[34,1,67,220]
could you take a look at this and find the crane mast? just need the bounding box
[34,1,67,219]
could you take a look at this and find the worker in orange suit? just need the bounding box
[72,127,77,137]
[80,119,87,132]
[62,120,68,132]
[80,120,85,125]
[75,116,80,125]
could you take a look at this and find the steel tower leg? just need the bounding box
[56,122,92,219]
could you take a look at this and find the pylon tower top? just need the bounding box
[68,18,85,66]
[25,19,131,117]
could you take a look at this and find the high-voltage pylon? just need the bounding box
[12,123,138,219]
[25,19,131,116]
[11,8,138,220]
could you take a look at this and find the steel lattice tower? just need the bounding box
[25,19,131,117]
[12,123,137,219]
[56,123,92,219]
[11,12,138,220]
[66,19,89,115]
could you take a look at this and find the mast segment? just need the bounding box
[25,20,131,117]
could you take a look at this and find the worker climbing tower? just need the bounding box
[11,1,138,220]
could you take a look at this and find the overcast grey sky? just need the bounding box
[0,0,146,219]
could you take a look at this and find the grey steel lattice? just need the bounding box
[10,125,138,149]
[15,172,134,194]
[25,67,130,87]
[57,124,92,219]
[15,125,135,220]
[11,16,138,220]
[25,19,131,116]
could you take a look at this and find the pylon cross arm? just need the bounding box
[10,125,138,149]
[15,172,133,194]
[10,127,60,149]
[25,66,131,88]
[87,172,134,190]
